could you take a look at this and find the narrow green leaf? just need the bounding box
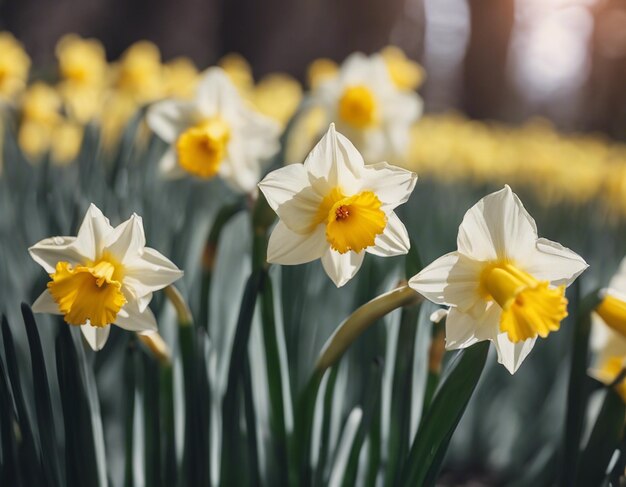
[342,358,384,487]
[576,389,625,486]
[123,341,136,487]
[221,269,266,484]
[0,329,21,487]
[194,328,211,486]
[55,326,100,487]
[314,366,340,485]
[141,350,161,487]
[294,371,324,487]
[561,287,602,486]
[178,320,198,486]
[159,361,176,487]
[400,341,490,486]
[243,357,260,486]
[260,273,290,485]
[21,304,63,487]
[2,315,43,486]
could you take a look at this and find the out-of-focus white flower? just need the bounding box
[590,258,626,400]
[147,67,281,193]
[409,186,588,373]
[258,124,417,287]
[29,204,183,351]
[310,53,422,163]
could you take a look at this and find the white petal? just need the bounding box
[195,67,242,118]
[493,333,537,374]
[367,212,410,257]
[303,124,363,194]
[457,185,537,262]
[81,325,111,351]
[123,247,184,308]
[103,214,146,264]
[116,303,158,333]
[267,222,327,265]
[608,257,626,298]
[29,236,85,274]
[409,251,483,312]
[521,238,588,287]
[321,248,365,287]
[445,303,499,350]
[32,290,61,314]
[271,184,324,234]
[258,163,312,213]
[146,99,195,143]
[359,161,417,210]
[75,203,115,260]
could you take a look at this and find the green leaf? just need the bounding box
[260,272,291,485]
[575,388,626,486]
[123,341,136,487]
[400,341,490,486]
[2,315,43,486]
[21,304,64,487]
[0,321,21,487]
[55,326,101,487]
[561,287,602,486]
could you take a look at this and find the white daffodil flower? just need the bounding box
[29,204,183,351]
[409,186,588,374]
[258,123,417,287]
[590,258,626,399]
[311,52,422,164]
[147,66,281,193]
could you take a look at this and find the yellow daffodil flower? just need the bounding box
[259,124,417,287]
[410,186,588,373]
[380,46,425,91]
[147,67,280,193]
[0,32,30,99]
[29,204,183,350]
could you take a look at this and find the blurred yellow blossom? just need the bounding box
[251,73,302,127]
[163,57,199,99]
[218,53,254,93]
[307,58,338,89]
[0,32,30,99]
[21,82,62,125]
[56,34,107,88]
[380,46,425,91]
[50,121,83,165]
[112,41,164,104]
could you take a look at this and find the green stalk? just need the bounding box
[243,357,261,486]
[260,273,290,485]
[124,341,136,487]
[159,362,176,487]
[199,199,245,331]
[314,366,340,486]
[294,371,324,487]
[142,351,161,487]
[560,288,602,486]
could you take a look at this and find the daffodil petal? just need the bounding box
[195,67,242,119]
[103,214,146,264]
[29,236,85,274]
[303,124,361,194]
[457,185,537,262]
[116,303,158,333]
[367,212,410,257]
[146,99,196,143]
[123,247,184,305]
[258,163,311,212]
[321,248,365,288]
[267,222,327,265]
[32,290,62,314]
[445,304,498,350]
[493,332,537,375]
[521,237,588,287]
[81,324,111,351]
[409,251,482,312]
[359,162,417,210]
[76,203,115,259]
[159,147,186,179]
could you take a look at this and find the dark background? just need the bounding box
[1,0,625,136]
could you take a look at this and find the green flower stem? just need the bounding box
[260,273,291,485]
[123,341,136,487]
[294,370,324,487]
[315,284,421,374]
[199,199,245,331]
[560,288,602,486]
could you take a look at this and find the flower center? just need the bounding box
[317,187,386,253]
[596,295,626,338]
[479,262,568,343]
[176,118,231,179]
[47,255,126,328]
[338,85,377,128]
